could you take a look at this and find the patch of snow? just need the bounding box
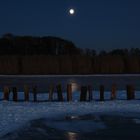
[133,119,140,124]
[0,91,140,137]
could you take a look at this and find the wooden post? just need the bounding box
[88,85,92,101]
[67,84,72,101]
[127,85,135,100]
[126,85,130,100]
[24,85,29,101]
[33,86,37,102]
[80,86,88,101]
[48,84,54,101]
[56,84,63,101]
[12,87,18,102]
[100,85,104,101]
[130,85,135,99]
[3,86,10,101]
[111,84,117,100]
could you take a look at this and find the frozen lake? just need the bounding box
[0,74,140,92]
[0,75,140,140]
[1,99,140,140]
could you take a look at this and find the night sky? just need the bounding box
[0,0,140,51]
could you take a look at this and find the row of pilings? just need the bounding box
[3,84,135,102]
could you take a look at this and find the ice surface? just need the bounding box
[46,120,106,133]
[0,91,140,137]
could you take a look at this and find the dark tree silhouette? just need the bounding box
[0,34,140,74]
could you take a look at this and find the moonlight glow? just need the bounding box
[69,9,75,15]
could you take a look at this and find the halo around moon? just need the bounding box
[69,9,75,15]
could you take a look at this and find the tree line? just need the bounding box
[0,33,80,55]
[0,34,140,74]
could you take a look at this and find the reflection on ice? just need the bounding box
[133,119,140,124]
[66,132,78,140]
[71,82,79,92]
[46,114,106,133]
[66,116,79,120]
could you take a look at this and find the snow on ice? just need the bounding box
[0,90,140,137]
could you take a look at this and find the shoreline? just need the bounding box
[0,74,140,77]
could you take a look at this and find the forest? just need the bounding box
[0,33,140,74]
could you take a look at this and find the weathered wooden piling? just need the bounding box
[100,85,104,101]
[88,85,92,101]
[3,86,10,101]
[80,86,88,101]
[67,84,72,101]
[56,84,63,101]
[126,85,135,100]
[12,87,18,102]
[48,84,54,101]
[111,84,117,100]
[33,86,37,102]
[24,85,29,101]
[127,85,131,100]
[131,85,135,99]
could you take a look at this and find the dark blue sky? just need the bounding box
[0,0,140,51]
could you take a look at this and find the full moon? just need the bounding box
[69,9,75,15]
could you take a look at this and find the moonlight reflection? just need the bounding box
[72,83,79,92]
